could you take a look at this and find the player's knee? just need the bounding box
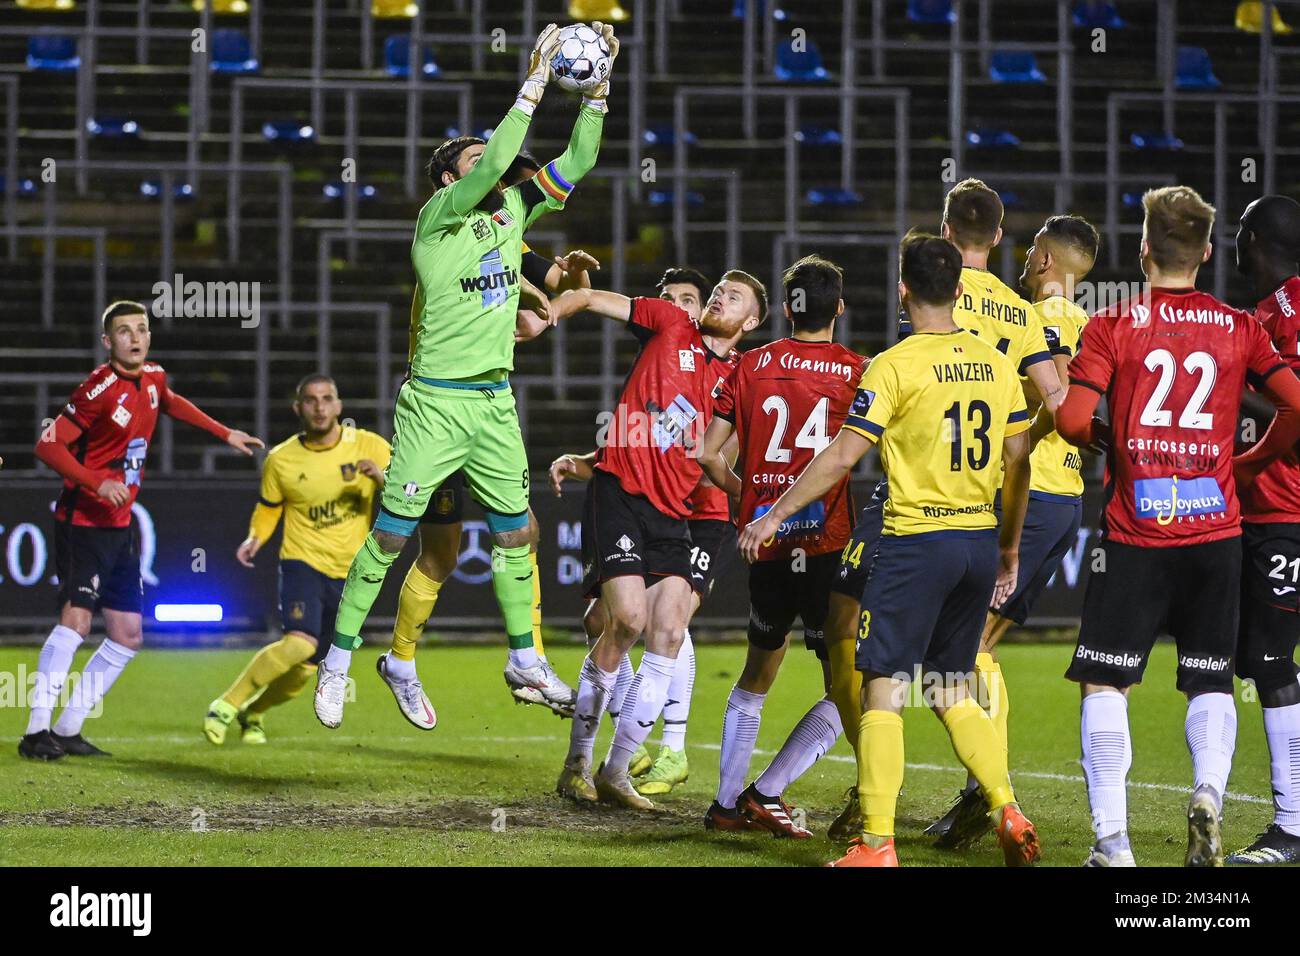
[607,607,646,645]
[492,526,531,551]
[582,601,607,642]
[58,604,92,638]
[646,624,684,657]
[372,529,408,554]
[108,629,143,652]
[527,509,540,549]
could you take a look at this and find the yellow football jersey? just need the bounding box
[1029,294,1089,499]
[955,267,1052,377]
[843,329,1030,536]
[249,427,392,578]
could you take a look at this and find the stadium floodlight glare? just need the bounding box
[154,603,224,623]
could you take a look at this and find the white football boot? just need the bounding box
[313,662,350,729]
[504,659,576,717]
[376,654,436,730]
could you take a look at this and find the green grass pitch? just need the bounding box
[0,641,1277,867]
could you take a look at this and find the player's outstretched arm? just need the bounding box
[994,430,1031,608]
[738,429,871,562]
[548,287,633,324]
[161,386,264,455]
[698,417,742,502]
[549,451,597,496]
[34,416,126,506]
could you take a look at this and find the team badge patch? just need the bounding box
[616,535,635,552]
[435,488,455,515]
[288,601,306,621]
[678,349,696,372]
[404,481,420,497]
[491,208,515,228]
[111,404,132,428]
[340,463,357,481]
[849,388,875,416]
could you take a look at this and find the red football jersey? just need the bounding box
[1069,288,1287,547]
[595,298,739,520]
[714,337,866,560]
[686,469,733,522]
[55,363,169,528]
[1242,276,1300,524]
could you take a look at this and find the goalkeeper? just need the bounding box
[313,22,616,728]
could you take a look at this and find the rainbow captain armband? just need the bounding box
[534,162,575,205]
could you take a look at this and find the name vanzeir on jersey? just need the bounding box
[1242,275,1300,524]
[1069,288,1287,548]
[842,330,1030,537]
[1030,294,1090,500]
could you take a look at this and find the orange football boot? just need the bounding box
[994,803,1041,866]
[826,837,899,867]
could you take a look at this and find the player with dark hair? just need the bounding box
[1056,186,1300,866]
[1227,194,1300,864]
[547,265,730,796]
[745,232,1040,867]
[314,22,616,730]
[204,375,390,744]
[548,269,765,808]
[927,214,1101,846]
[20,301,263,760]
[697,254,866,837]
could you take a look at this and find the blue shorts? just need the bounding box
[856,529,998,679]
[830,479,887,602]
[278,559,343,662]
[993,492,1083,625]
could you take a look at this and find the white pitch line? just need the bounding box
[66,732,1271,807]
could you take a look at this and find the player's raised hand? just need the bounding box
[737,512,779,564]
[235,535,262,568]
[585,22,618,107]
[554,250,601,280]
[520,22,561,105]
[226,430,265,456]
[548,453,593,496]
[992,549,1019,609]
[96,478,130,507]
[519,276,552,321]
[515,308,552,343]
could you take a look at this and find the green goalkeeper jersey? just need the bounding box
[409,103,604,381]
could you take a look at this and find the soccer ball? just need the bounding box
[550,23,612,94]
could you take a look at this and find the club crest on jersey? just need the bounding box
[339,462,357,481]
[471,218,491,241]
[434,488,455,514]
[288,601,305,621]
[616,535,635,552]
[111,404,132,428]
[404,481,420,497]
[678,349,696,372]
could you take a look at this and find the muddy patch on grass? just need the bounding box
[0,797,706,834]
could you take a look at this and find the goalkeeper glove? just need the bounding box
[518,23,561,111]
[583,21,620,113]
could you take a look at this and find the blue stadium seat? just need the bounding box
[806,187,862,207]
[989,50,1046,84]
[1121,191,1144,208]
[965,127,1020,148]
[384,35,439,78]
[998,190,1021,209]
[907,0,956,25]
[210,29,258,73]
[442,125,494,140]
[774,39,830,83]
[1176,46,1221,90]
[26,35,79,72]
[323,182,378,200]
[794,126,842,146]
[1072,1,1125,29]
[87,116,140,138]
[642,125,696,148]
[647,190,704,207]
[140,180,195,200]
[0,175,39,197]
[262,120,315,143]
[1130,130,1184,150]
[731,0,785,21]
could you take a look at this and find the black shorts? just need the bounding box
[830,482,887,602]
[581,469,692,598]
[687,518,734,598]
[1236,522,1300,694]
[856,530,998,680]
[54,520,142,615]
[421,470,467,525]
[748,551,840,661]
[1067,537,1241,694]
[278,559,343,663]
[993,493,1083,625]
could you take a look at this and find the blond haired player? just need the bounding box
[204,375,391,743]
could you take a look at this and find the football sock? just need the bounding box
[384,655,417,681]
[1263,700,1300,836]
[941,696,1015,811]
[53,639,136,737]
[247,662,316,713]
[392,564,443,662]
[25,624,83,735]
[530,551,546,661]
[1185,692,1236,810]
[1080,690,1131,842]
[333,533,401,650]
[660,629,696,752]
[716,685,766,809]
[568,656,617,765]
[755,697,842,798]
[493,544,539,669]
[606,652,635,728]
[221,633,315,710]
[968,652,1009,791]
[859,710,905,838]
[322,643,352,673]
[826,637,862,757]
[605,651,675,775]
